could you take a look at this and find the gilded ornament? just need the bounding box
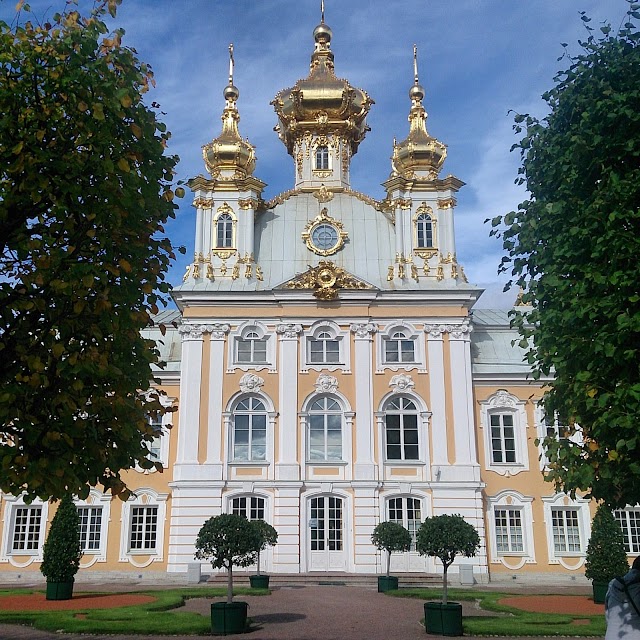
[192,263,200,279]
[232,264,239,280]
[414,248,438,260]
[256,265,264,281]
[422,262,430,276]
[302,207,348,256]
[193,197,214,209]
[206,263,214,280]
[313,184,335,203]
[398,263,405,279]
[411,264,418,280]
[312,169,332,178]
[437,197,456,209]
[220,261,228,275]
[436,265,444,281]
[182,265,191,282]
[244,264,252,279]
[211,249,236,260]
[387,265,394,281]
[238,198,259,210]
[284,260,373,300]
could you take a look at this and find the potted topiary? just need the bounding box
[249,519,278,589]
[371,521,412,592]
[40,494,82,600]
[195,513,262,635]
[585,504,629,604]
[417,514,480,637]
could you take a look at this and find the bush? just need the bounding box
[40,494,82,583]
[371,521,412,577]
[417,514,480,604]
[585,504,628,583]
[251,519,278,576]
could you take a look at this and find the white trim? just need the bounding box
[227,321,276,373]
[486,490,536,569]
[376,321,426,373]
[541,493,591,568]
[137,394,174,473]
[0,496,49,566]
[614,505,640,555]
[479,390,529,476]
[76,489,112,567]
[301,320,351,373]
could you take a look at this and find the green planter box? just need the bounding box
[592,581,609,604]
[250,574,270,589]
[424,601,463,636]
[378,575,399,592]
[211,601,248,635]
[46,580,74,601]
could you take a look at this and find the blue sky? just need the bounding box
[2,0,631,307]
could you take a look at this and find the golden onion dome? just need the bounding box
[391,46,447,180]
[271,20,373,156]
[203,45,256,180]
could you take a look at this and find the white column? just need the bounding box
[205,324,230,479]
[350,323,377,480]
[448,321,477,466]
[394,204,404,260]
[194,205,204,258]
[276,323,302,480]
[202,202,213,258]
[424,325,449,466]
[176,325,205,467]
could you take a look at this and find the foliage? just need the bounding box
[40,494,82,583]
[488,3,640,507]
[371,521,412,577]
[194,514,261,603]
[0,1,184,501]
[585,504,629,583]
[250,519,278,576]
[416,514,480,604]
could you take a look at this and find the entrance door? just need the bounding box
[308,496,346,571]
[387,496,427,572]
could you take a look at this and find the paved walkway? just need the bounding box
[0,584,604,640]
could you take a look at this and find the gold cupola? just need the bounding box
[271,14,373,157]
[391,46,447,180]
[203,44,256,180]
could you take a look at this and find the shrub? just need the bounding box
[40,494,82,583]
[585,504,628,583]
[251,520,278,576]
[371,521,412,577]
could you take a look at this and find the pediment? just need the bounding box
[280,261,375,300]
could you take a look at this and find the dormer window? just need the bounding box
[416,213,433,248]
[315,145,330,170]
[215,213,234,248]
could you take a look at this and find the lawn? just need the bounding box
[388,587,606,637]
[0,587,267,635]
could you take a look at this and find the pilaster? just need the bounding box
[424,324,449,466]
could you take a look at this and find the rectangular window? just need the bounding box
[552,508,581,553]
[309,338,340,363]
[78,506,103,552]
[615,509,640,554]
[494,508,524,553]
[237,338,267,363]
[148,412,163,462]
[490,413,516,463]
[11,506,42,552]
[129,506,158,551]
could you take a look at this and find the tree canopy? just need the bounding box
[0,0,183,501]
[490,3,640,508]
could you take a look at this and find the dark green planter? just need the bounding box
[250,574,270,589]
[378,575,399,592]
[211,601,248,635]
[424,601,463,636]
[592,581,609,604]
[46,580,74,601]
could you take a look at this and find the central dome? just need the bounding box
[271,21,373,156]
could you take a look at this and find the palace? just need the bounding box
[1,14,638,584]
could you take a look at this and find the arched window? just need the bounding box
[416,213,433,248]
[232,397,267,461]
[309,330,340,364]
[388,497,422,549]
[315,145,329,170]
[384,330,415,363]
[384,396,419,460]
[230,495,266,521]
[237,330,268,363]
[308,396,342,461]
[215,213,234,248]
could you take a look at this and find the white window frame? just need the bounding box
[301,321,350,373]
[227,321,276,373]
[542,494,590,568]
[415,212,434,248]
[387,495,423,551]
[137,394,174,473]
[0,496,49,566]
[306,395,344,462]
[486,491,535,569]
[614,506,640,555]
[479,390,529,476]
[213,207,236,250]
[314,144,331,171]
[534,400,582,470]
[75,489,112,567]
[231,395,268,462]
[119,488,168,567]
[229,494,267,521]
[376,322,426,373]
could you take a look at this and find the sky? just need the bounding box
[2,0,632,307]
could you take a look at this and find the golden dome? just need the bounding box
[203,45,256,180]
[391,46,447,180]
[271,20,373,156]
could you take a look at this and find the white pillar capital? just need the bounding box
[350,322,377,340]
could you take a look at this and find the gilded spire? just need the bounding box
[391,45,446,180]
[202,43,256,180]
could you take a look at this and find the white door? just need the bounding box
[388,496,427,573]
[308,496,346,571]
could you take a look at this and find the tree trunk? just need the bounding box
[442,563,449,605]
[227,565,233,604]
[257,549,262,576]
[386,549,391,577]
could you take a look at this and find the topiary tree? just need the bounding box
[417,514,480,604]
[195,514,261,603]
[585,504,629,584]
[371,521,412,577]
[40,494,82,585]
[251,520,278,576]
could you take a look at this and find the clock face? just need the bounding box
[311,223,339,251]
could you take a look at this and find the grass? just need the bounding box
[387,587,606,637]
[0,587,268,635]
